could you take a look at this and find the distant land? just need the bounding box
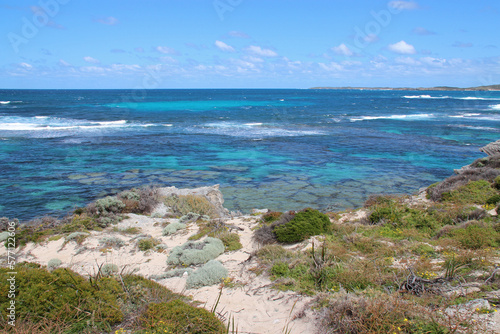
[309,84,500,91]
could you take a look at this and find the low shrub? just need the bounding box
[119,190,141,201]
[101,263,119,276]
[167,237,225,266]
[253,224,277,245]
[95,196,125,215]
[185,260,228,289]
[136,186,161,215]
[65,232,89,244]
[271,261,290,277]
[113,226,141,234]
[318,293,443,334]
[140,299,226,333]
[495,175,500,189]
[428,169,500,202]
[137,237,160,251]
[214,231,242,251]
[486,194,500,205]
[47,258,62,270]
[162,222,187,236]
[441,180,499,205]
[273,208,331,243]
[151,268,194,280]
[164,194,216,218]
[99,236,125,249]
[261,211,282,224]
[0,264,123,332]
[450,223,499,249]
[179,212,202,223]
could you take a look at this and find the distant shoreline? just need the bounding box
[309,84,500,91]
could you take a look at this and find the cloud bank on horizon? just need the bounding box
[0,0,499,89]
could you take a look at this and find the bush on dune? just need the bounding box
[167,237,225,266]
[140,300,226,334]
[253,209,330,244]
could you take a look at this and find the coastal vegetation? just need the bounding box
[1,152,500,332]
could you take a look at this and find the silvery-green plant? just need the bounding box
[162,222,187,236]
[186,260,228,289]
[167,237,224,266]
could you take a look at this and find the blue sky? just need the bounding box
[1,0,499,89]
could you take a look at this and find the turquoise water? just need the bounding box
[0,89,499,221]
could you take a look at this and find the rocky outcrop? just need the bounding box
[156,184,230,218]
[480,140,500,156]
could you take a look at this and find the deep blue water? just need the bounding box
[1,89,499,221]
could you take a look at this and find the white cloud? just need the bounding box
[395,56,420,66]
[228,31,250,38]
[388,1,419,10]
[215,40,235,52]
[452,41,473,48]
[388,40,416,54]
[243,55,264,63]
[84,56,100,64]
[159,56,178,64]
[413,27,436,35]
[19,62,32,69]
[80,66,106,73]
[110,64,141,71]
[155,46,177,54]
[58,59,71,67]
[319,62,343,71]
[93,17,119,25]
[420,57,447,67]
[246,45,278,57]
[332,43,354,56]
[364,34,379,43]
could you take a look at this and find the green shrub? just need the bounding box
[61,214,98,233]
[162,222,187,236]
[442,180,498,205]
[95,196,125,214]
[113,226,141,234]
[122,274,183,307]
[101,263,119,276]
[140,299,226,333]
[137,237,160,251]
[214,231,242,251]
[185,260,228,289]
[99,236,125,248]
[119,190,141,201]
[167,237,225,266]
[494,175,500,189]
[0,265,123,332]
[151,268,194,280]
[65,232,89,244]
[451,224,499,249]
[262,211,283,224]
[273,208,331,243]
[47,258,62,270]
[180,212,201,223]
[486,194,500,205]
[271,261,290,277]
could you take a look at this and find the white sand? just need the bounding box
[3,214,314,334]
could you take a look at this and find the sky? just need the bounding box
[0,0,499,89]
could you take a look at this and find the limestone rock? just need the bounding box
[156,184,230,218]
[480,140,500,156]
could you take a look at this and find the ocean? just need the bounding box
[1,89,499,221]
